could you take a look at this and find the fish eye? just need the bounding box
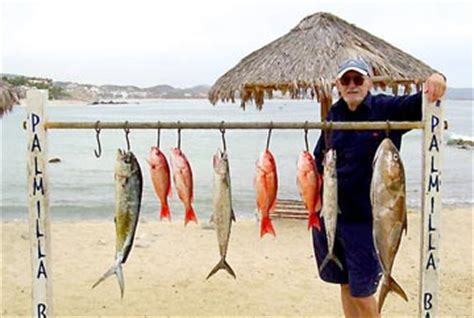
[393,154,399,160]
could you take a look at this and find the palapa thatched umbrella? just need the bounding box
[208,12,436,117]
[0,80,19,117]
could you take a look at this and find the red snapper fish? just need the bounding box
[170,147,198,225]
[148,146,172,221]
[254,149,278,237]
[296,150,323,230]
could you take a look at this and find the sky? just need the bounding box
[1,0,472,88]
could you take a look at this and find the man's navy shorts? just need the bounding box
[311,219,382,297]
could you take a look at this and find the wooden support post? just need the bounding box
[419,90,443,317]
[26,90,53,317]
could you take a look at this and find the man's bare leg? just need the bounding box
[340,284,359,317]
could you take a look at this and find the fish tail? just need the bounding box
[206,257,236,280]
[378,275,408,312]
[92,258,125,298]
[260,216,276,237]
[307,213,321,231]
[320,253,343,272]
[184,205,198,225]
[160,202,171,221]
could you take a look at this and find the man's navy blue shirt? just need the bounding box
[313,92,422,222]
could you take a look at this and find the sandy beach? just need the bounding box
[1,207,472,317]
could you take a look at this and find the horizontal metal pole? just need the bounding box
[43,121,424,130]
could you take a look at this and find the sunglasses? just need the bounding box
[340,75,365,86]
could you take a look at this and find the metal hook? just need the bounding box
[94,120,102,158]
[385,120,390,138]
[156,121,161,148]
[266,122,273,150]
[124,121,131,151]
[177,122,182,149]
[220,121,227,152]
[304,121,309,151]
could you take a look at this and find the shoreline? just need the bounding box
[1,206,472,316]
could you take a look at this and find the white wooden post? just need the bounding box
[26,90,53,317]
[419,90,443,317]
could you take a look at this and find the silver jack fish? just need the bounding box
[320,149,343,272]
[371,138,408,313]
[92,149,143,298]
[207,149,236,279]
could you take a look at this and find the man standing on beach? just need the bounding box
[312,58,446,317]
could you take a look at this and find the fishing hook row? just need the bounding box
[93,120,321,157]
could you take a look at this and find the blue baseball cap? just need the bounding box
[337,59,371,78]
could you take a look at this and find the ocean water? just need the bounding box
[1,98,472,221]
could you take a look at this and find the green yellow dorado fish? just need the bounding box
[92,149,143,298]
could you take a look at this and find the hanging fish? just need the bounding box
[92,149,143,298]
[320,149,343,271]
[371,138,408,313]
[254,149,278,237]
[170,147,198,225]
[148,146,172,221]
[296,150,323,230]
[207,149,236,279]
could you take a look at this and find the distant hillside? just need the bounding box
[445,88,473,100]
[2,73,472,101]
[1,74,210,101]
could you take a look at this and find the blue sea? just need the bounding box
[1,98,472,221]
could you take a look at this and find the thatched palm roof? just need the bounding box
[209,12,436,111]
[0,80,19,117]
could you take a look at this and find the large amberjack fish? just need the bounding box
[207,149,236,279]
[92,149,143,298]
[254,149,278,237]
[320,149,343,272]
[170,147,198,225]
[296,150,323,230]
[148,146,172,221]
[371,138,408,313]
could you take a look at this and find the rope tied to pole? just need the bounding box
[385,120,391,138]
[323,120,333,151]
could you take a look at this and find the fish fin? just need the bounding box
[206,257,236,280]
[92,258,125,298]
[145,158,152,166]
[184,205,198,225]
[378,275,408,313]
[231,209,236,222]
[160,203,171,221]
[320,253,343,272]
[209,213,214,224]
[260,216,276,237]
[307,213,321,231]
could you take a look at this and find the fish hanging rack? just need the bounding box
[24,89,444,318]
[42,120,424,130]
